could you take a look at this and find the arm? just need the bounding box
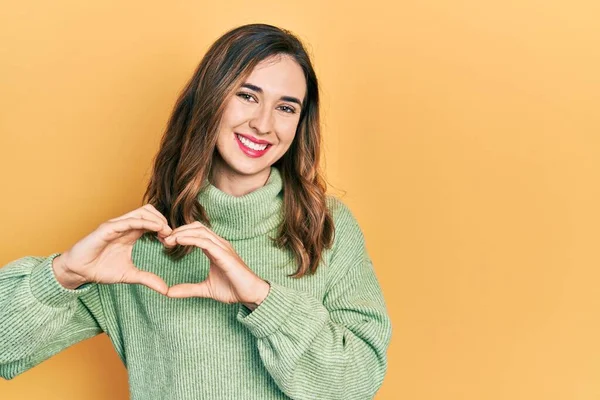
[236,203,393,400]
[0,253,105,380]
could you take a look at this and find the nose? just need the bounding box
[248,104,274,135]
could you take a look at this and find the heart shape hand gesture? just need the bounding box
[53,204,270,310]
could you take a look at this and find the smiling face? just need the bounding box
[212,54,307,183]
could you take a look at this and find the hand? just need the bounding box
[164,221,270,309]
[53,204,173,294]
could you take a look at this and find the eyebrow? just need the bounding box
[241,83,303,108]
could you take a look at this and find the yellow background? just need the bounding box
[1,0,599,399]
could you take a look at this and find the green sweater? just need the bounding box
[0,166,392,399]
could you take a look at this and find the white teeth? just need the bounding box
[237,134,268,151]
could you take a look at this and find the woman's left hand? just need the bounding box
[162,221,270,310]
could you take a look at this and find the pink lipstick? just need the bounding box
[235,133,272,158]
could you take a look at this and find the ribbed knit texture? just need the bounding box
[0,166,392,399]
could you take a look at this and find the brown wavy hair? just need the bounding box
[141,23,334,278]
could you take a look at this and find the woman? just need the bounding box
[0,23,392,399]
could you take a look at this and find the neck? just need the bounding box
[209,156,272,197]
[197,165,284,240]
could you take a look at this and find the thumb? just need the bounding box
[125,269,169,295]
[167,282,211,299]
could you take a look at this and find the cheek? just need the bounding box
[220,101,249,128]
[275,119,300,143]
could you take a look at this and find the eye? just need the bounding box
[237,92,257,102]
[278,105,296,114]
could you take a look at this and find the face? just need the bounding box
[213,54,307,180]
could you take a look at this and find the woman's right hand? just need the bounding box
[51,204,173,295]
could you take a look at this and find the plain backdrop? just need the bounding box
[1,0,599,399]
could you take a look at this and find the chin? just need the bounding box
[225,159,271,176]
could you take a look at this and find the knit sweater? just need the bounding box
[0,166,393,400]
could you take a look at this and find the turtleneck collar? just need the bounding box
[197,166,284,240]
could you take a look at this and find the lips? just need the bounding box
[234,133,272,158]
[235,132,272,145]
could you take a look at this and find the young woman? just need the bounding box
[0,23,392,399]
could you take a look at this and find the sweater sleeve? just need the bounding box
[235,202,393,400]
[0,253,105,380]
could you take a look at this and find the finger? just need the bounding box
[137,208,172,236]
[123,269,169,295]
[163,222,197,245]
[101,218,169,240]
[167,221,203,236]
[167,236,227,261]
[109,207,152,222]
[167,282,211,299]
[110,208,172,236]
[142,204,171,231]
[166,225,229,250]
[164,229,227,251]
[191,221,232,250]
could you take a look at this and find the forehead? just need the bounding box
[245,55,306,100]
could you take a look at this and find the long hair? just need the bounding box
[141,23,334,278]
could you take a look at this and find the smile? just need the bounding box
[235,133,272,157]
